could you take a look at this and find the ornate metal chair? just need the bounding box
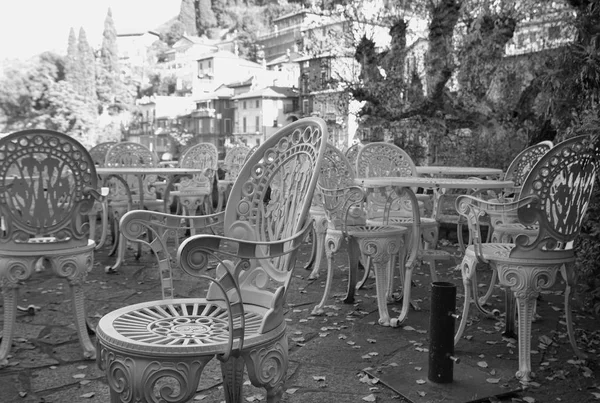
[474,140,554,308]
[89,141,117,167]
[310,144,420,326]
[354,142,452,288]
[0,129,106,366]
[487,140,554,243]
[454,134,598,383]
[216,144,251,212]
[169,142,219,217]
[102,142,165,269]
[95,117,328,403]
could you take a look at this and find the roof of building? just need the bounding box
[232,86,298,100]
[266,51,304,67]
[194,86,235,101]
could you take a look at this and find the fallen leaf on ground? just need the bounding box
[362,394,377,401]
[486,378,500,384]
[313,376,326,381]
[80,392,95,398]
[285,389,298,394]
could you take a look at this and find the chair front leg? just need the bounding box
[308,215,328,280]
[560,263,588,359]
[0,256,37,367]
[497,263,559,383]
[50,250,97,360]
[244,334,288,403]
[454,252,478,345]
[312,231,343,316]
[220,354,245,403]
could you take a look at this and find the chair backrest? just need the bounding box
[104,142,159,167]
[511,135,599,259]
[223,145,251,181]
[355,142,419,219]
[344,143,362,176]
[88,141,116,167]
[178,142,219,190]
[317,143,366,228]
[223,118,327,240]
[104,142,160,202]
[0,129,97,251]
[355,142,417,178]
[504,140,553,187]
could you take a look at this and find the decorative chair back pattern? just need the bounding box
[223,145,251,181]
[504,140,553,190]
[344,143,362,176]
[317,144,366,230]
[355,142,419,220]
[88,141,116,167]
[510,135,598,259]
[178,142,219,189]
[223,119,327,243]
[355,142,417,178]
[104,142,159,202]
[0,129,97,251]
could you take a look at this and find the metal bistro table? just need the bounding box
[416,166,504,178]
[96,167,204,272]
[355,176,514,325]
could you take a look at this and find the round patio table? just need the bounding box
[416,166,503,178]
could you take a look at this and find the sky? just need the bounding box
[0,0,181,60]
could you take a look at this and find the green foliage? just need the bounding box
[178,0,198,36]
[198,0,218,35]
[0,55,97,140]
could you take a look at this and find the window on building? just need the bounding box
[225,118,232,134]
[243,101,247,109]
[256,139,261,146]
[548,25,561,41]
[255,100,260,108]
[273,119,278,127]
[243,117,247,133]
[302,99,309,115]
[208,60,212,69]
[255,116,260,132]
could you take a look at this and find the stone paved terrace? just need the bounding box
[0,224,599,403]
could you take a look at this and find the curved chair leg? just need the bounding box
[356,256,371,290]
[303,222,317,272]
[343,237,361,304]
[106,232,126,273]
[358,236,401,327]
[560,264,588,359]
[50,251,97,360]
[0,285,18,367]
[311,233,343,316]
[497,263,559,383]
[372,259,392,326]
[308,216,328,280]
[0,256,37,367]
[244,334,288,403]
[220,355,245,402]
[477,270,498,306]
[454,253,477,345]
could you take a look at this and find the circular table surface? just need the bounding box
[355,176,514,190]
[96,167,204,175]
[416,166,503,177]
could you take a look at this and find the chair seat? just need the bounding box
[493,223,538,235]
[464,243,573,264]
[336,225,409,238]
[96,298,281,356]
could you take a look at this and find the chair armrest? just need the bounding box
[455,194,539,261]
[177,221,312,339]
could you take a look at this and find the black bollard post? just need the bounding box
[428,281,458,383]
